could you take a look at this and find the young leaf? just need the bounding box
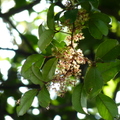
[17,89,37,116]
[42,58,58,82]
[97,60,120,83]
[84,66,103,98]
[96,93,118,120]
[38,30,54,52]
[95,39,118,61]
[72,84,87,114]
[47,4,54,30]
[37,86,51,108]
[21,54,44,79]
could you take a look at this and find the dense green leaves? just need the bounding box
[38,30,54,52]
[95,39,119,61]
[37,86,51,108]
[42,58,58,82]
[84,66,103,98]
[17,89,37,116]
[72,84,87,113]
[96,93,118,120]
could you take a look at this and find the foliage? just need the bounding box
[0,0,120,120]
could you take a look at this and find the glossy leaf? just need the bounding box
[38,30,54,52]
[21,54,44,79]
[47,4,54,30]
[97,60,120,83]
[95,39,118,61]
[96,93,118,120]
[84,66,103,98]
[42,58,58,82]
[17,89,37,116]
[37,86,51,108]
[72,84,87,113]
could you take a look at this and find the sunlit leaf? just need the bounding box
[84,66,103,98]
[96,93,118,120]
[37,86,51,108]
[95,39,118,61]
[38,30,54,51]
[17,89,37,116]
[72,84,87,114]
[97,60,120,83]
[47,4,54,30]
[42,58,58,82]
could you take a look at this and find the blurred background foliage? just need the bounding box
[0,0,120,120]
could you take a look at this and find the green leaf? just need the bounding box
[47,4,55,30]
[97,60,120,83]
[101,45,120,62]
[72,84,87,114]
[91,13,111,24]
[84,66,103,98]
[88,19,103,39]
[21,54,44,79]
[38,24,46,37]
[37,86,51,108]
[38,30,54,52]
[96,93,118,120]
[93,19,108,36]
[95,39,118,61]
[42,58,58,82]
[29,58,45,86]
[17,89,37,116]
[64,9,78,23]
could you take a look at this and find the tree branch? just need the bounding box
[0,47,32,56]
[0,0,41,17]
[2,17,37,54]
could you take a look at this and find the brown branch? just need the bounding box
[0,0,41,17]
[0,84,40,90]
[0,47,32,56]
[2,17,37,53]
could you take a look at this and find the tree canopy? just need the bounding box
[0,0,120,120]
